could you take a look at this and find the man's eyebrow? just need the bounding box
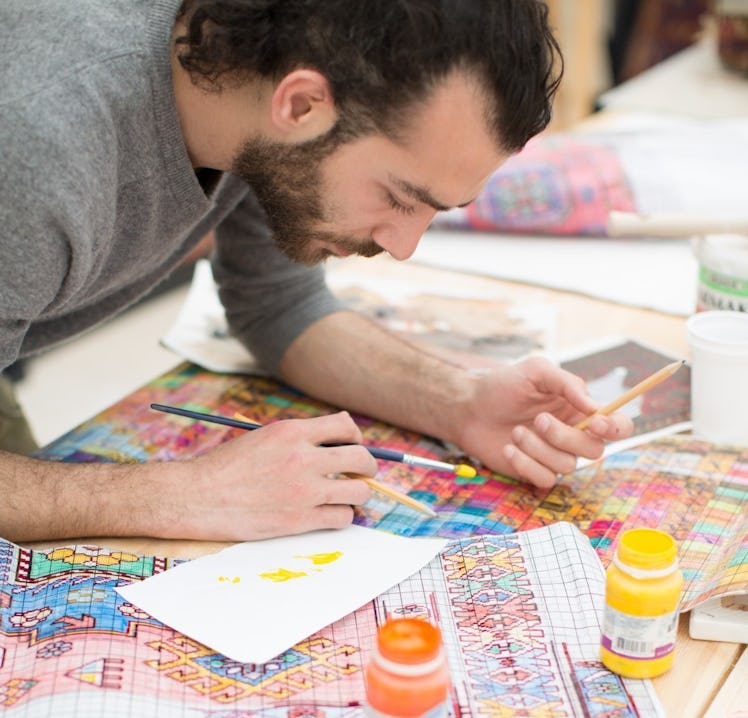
[390,177,475,212]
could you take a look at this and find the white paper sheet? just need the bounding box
[116,525,447,665]
[160,259,262,374]
[412,230,698,316]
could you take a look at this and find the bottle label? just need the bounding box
[364,701,448,718]
[601,606,679,660]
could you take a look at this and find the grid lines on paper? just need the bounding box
[2,524,662,716]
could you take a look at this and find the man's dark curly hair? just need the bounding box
[175,0,563,153]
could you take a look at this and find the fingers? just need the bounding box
[295,410,366,446]
[263,451,373,508]
[520,357,605,418]
[502,444,558,489]
[503,411,615,489]
[323,472,372,507]
[251,504,359,540]
[177,411,381,541]
[265,412,378,477]
[533,412,608,460]
[314,504,358,530]
[274,482,369,538]
[583,411,634,440]
[255,410,377,478]
[296,503,371,534]
[511,422,577,475]
[503,419,578,489]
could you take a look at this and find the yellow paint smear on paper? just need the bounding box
[295,551,343,565]
[259,568,308,583]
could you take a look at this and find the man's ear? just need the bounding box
[270,69,337,141]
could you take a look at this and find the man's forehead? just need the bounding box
[384,73,506,200]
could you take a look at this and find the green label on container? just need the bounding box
[699,266,748,298]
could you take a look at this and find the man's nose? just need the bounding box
[372,212,436,261]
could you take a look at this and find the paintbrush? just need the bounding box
[232,411,476,478]
[148,403,475,478]
[149,403,472,517]
[574,359,686,431]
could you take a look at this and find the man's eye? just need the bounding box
[387,193,416,216]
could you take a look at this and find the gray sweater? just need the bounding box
[0,0,342,375]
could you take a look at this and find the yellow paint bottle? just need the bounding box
[600,528,683,679]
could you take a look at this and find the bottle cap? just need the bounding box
[616,528,677,571]
[377,618,441,665]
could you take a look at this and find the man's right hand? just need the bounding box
[155,410,377,541]
[0,411,376,543]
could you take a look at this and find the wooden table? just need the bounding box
[26,255,746,717]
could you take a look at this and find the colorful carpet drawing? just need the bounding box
[35,363,746,611]
[0,524,662,717]
[431,135,637,236]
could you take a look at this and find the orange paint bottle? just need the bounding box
[365,618,450,718]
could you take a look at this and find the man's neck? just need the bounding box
[170,28,270,171]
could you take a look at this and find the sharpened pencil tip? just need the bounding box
[455,464,477,478]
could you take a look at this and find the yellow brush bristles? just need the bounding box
[455,464,477,478]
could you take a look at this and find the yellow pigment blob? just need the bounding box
[455,464,476,478]
[295,551,343,565]
[259,568,308,583]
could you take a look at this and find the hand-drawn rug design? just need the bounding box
[431,136,637,236]
[0,524,662,716]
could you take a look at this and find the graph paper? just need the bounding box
[0,523,662,716]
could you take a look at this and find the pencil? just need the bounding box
[149,403,445,517]
[344,474,438,517]
[574,359,686,431]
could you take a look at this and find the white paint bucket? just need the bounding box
[693,235,748,312]
[686,310,748,445]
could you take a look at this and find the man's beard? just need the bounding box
[232,133,383,265]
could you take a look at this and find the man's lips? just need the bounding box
[323,243,353,257]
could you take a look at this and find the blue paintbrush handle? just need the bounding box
[150,403,261,430]
[151,404,408,466]
[363,446,404,462]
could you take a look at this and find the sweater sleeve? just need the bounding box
[211,190,345,376]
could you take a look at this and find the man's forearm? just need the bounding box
[0,451,179,542]
[278,310,476,444]
[2,411,382,544]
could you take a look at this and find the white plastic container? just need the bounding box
[686,310,748,445]
[692,235,748,313]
